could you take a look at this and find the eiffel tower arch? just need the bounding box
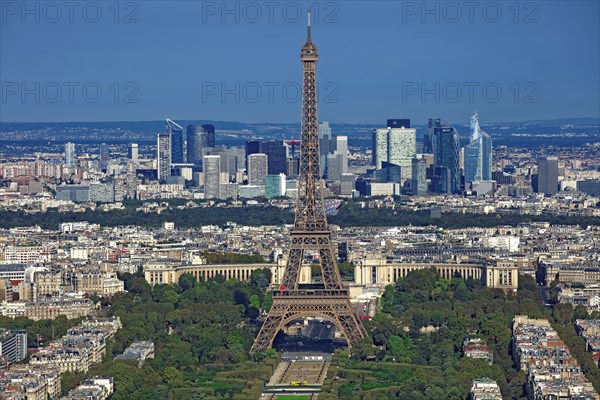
[251,14,367,354]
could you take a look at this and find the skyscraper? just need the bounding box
[319,121,332,175]
[432,125,460,193]
[387,119,410,129]
[157,133,171,182]
[245,140,288,175]
[128,143,139,164]
[340,173,356,196]
[464,112,493,184]
[387,128,416,180]
[537,156,559,194]
[331,135,348,175]
[166,119,184,164]
[373,120,416,181]
[263,141,288,175]
[424,118,442,153]
[203,124,216,147]
[203,147,244,181]
[374,161,402,184]
[64,142,75,167]
[326,152,344,181]
[245,140,263,173]
[248,153,268,186]
[187,124,211,166]
[203,155,221,199]
[372,128,388,169]
[265,174,286,198]
[411,156,427,196]
[99,143,109,170]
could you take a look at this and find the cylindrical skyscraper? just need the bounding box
[186,124,215,166]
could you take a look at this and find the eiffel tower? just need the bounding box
[250,14,367,353]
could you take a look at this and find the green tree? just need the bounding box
[178,273,197,291]
[552,303,574,325]
[250,268,272,289]
[572,304,589,321]
[387,335,414,363]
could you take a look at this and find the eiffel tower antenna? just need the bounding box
[251,15,366,354]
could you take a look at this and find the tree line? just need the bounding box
[2,199,597,230]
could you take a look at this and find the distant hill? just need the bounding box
[1,117,598,149]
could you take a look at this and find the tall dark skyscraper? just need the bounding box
[432,125,460,193]
[245,140,289,175]
[263,141,288,175]
[203,124,216,147]
[99,143,109,170]
[166,119,184,164]
[411,156,427,196]
[245,140,262,156]
[424,118,443,154]
[187,124,213,166]
[537,156,559,194]
[387,119,410,128]
[319,121,331,176]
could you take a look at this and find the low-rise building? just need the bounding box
[512,315,599,399]
[0,365,62,400]
[1,317,121,398]
[575,319,600,365]
[114,341,155,367]
[559,284,600,313]
[60,376,113,400]
[470,378,502,400]
[1,298,95,321]
[463,338,493,364]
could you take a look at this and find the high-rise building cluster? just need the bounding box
[1,113,597,212]
[157,119,216,183]
[320,122,349,181]
[366,113,492,196]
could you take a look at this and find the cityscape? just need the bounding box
[1,1,599,400]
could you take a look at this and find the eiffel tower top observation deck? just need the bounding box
[294,11,327,233]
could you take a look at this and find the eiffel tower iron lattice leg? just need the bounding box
[251,14,366,354]
[251,291,367,353]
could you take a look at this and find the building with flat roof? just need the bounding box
[470,378,502,400]
[114,341,155,367]
[0,329,27,368]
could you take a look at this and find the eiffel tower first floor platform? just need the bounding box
[250,287,367,354]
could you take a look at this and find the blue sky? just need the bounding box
[1,1,599,124]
